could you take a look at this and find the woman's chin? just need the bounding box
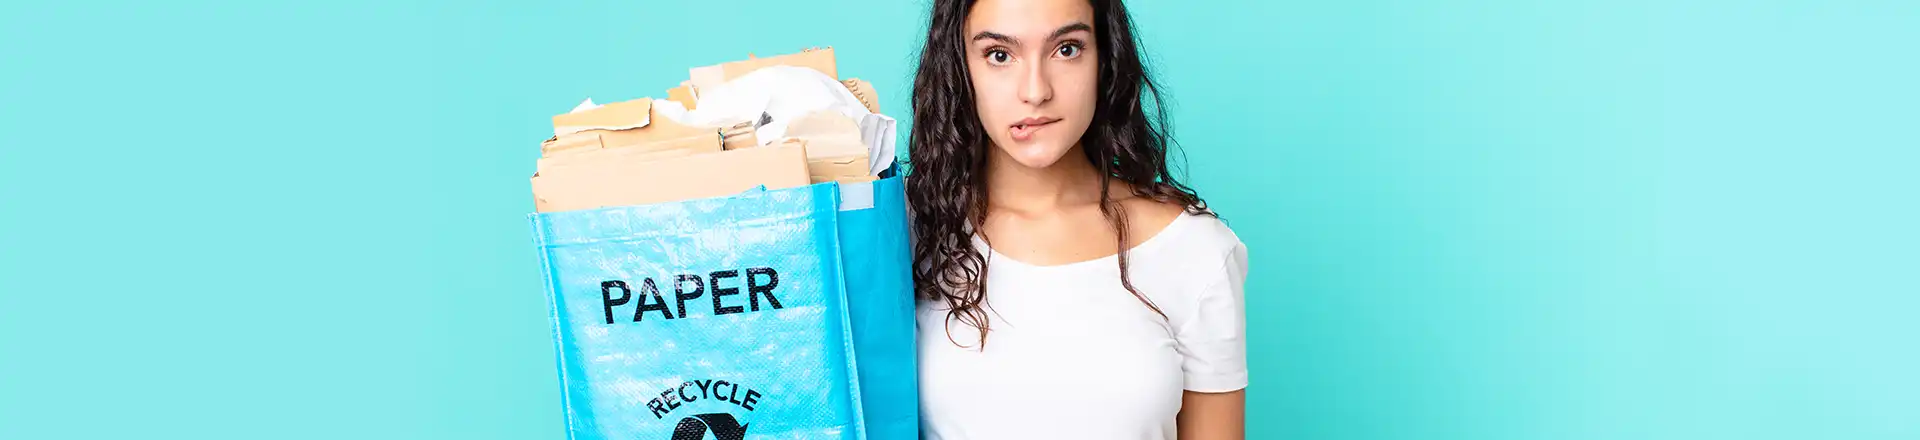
[997,141,1075,170]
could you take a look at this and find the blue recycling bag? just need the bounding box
[833,177,918,440]
[529,177,917,440]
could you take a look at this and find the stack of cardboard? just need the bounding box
[530,48,885,213]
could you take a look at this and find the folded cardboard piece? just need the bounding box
[531,142,811,213]
[720,120,758,151]
[536,134,723,174]
[809,154,874,184]
[543,98,721,157]
[783,110,872,183]
[841,79,880,114]
[550,98,649,137]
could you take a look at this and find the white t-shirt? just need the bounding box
[917,212,1249,440]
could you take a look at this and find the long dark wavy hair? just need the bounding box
[907,0,1214,349]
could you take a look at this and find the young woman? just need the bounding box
[906,0,1249,438]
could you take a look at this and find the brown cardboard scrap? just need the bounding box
[770,137,870,184]
[536,133,723,173]
[539,130,607,157]
[541,127,723,157]
[529,46,889,212]
[551,98,651,137]
[783,110,868,159]
[842,79,880,114]
[808,154,872,184]
[666,82,697,110]
[543,98,720,157]
[777,110,872,183]
[721,121,758,150]
[531,142,811,213]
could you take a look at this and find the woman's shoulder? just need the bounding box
[1124,200,1248,312]
[1125,198,1244,267]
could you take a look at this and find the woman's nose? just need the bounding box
[1018,59,1053,106]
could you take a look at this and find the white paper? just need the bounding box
[651,65,897,176]
[570,98,600,113]
[653,99,691,123]
[859,113,896,175]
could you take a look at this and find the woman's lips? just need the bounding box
[1010,118,1060,141]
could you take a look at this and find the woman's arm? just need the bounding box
[1177,389,1246,440]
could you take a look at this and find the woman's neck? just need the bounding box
[984,143,1105,213]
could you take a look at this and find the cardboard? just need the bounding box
[784,110,869,159]
[666,82,697,110]
[544,98,720,157]
[721,121,758,151]
[765,137,871,184]
[808,154,873,184]
[540,130,610,157]
[776,110,873,183]
[532,46,884,210]
[690,48,838,91]
[551,98,651,137]
[842,79,880,114]
[536,133,724,173]
[531,142,811,213]
[541,128,723,157]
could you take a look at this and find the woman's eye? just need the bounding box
[987,50,1012,65]
[1057,43,1083,59]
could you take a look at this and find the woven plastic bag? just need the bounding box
[532,182,861,439]
[834,177,917,440]
[530,177,917,440]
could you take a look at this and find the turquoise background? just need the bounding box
[1,0,1914,438]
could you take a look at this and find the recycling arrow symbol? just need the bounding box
[670,413,749,440]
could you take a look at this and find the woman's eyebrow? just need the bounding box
[971,30,1018,46]
[970,22,1093,46]
[1048,22,1093,41]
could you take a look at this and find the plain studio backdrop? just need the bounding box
[0,0,1914,439]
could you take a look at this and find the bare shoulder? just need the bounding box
[1112,192,1187,249]
[1125,197,1186,229]
[1112,184,1242,259]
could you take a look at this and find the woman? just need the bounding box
[906,0,1249,438]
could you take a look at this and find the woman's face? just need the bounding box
[964,0,1099,170]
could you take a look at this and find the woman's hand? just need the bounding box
[1177,389,1246,440]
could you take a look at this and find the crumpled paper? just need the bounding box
[653,65,897,176]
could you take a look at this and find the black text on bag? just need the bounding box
[600,267,784,324]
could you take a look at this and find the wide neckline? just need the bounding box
[970,211,1194,271]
